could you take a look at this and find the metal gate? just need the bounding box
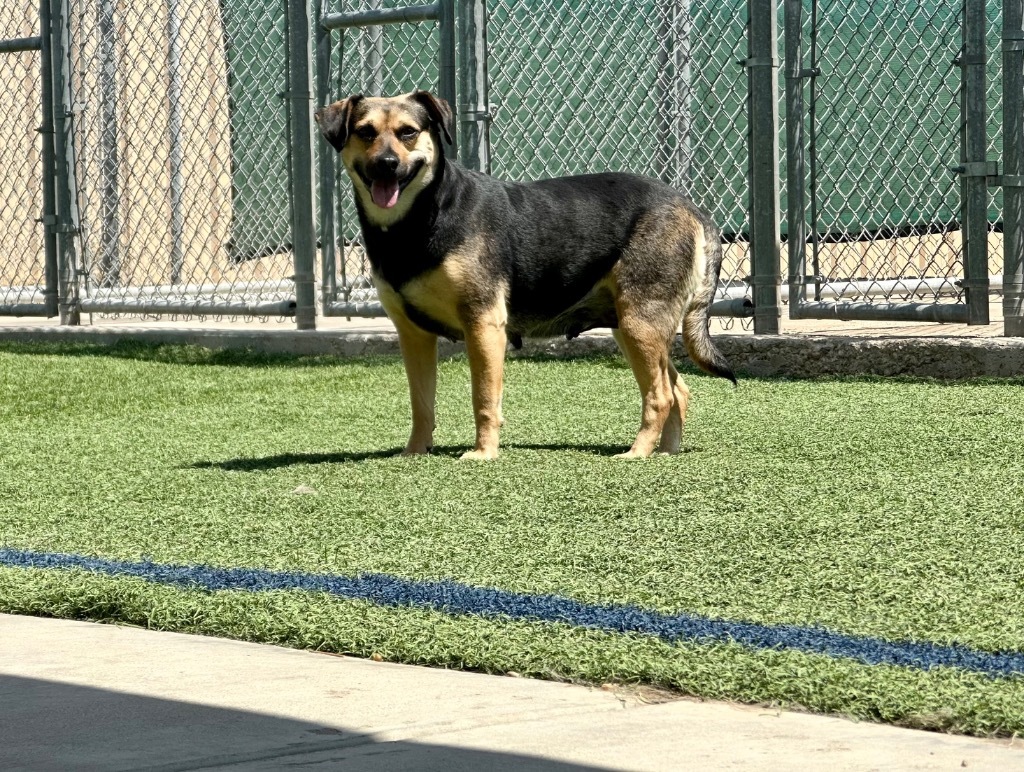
[0,1,57,318]
[783,0,991,325]
[315,0,462,318]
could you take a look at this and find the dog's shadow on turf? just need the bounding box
[187,443,700,471]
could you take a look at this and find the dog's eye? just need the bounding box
[355,125,377,142]
[398,128,420,142]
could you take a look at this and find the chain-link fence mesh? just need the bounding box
[0,1,1014,327]
[794,0,975,306]
[0,2,46,313]
[486,0,752,326]
[68,0,295,317]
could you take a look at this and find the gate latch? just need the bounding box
[950,161,998,177]
[950,161,1001,186]
[950,162,1024,188]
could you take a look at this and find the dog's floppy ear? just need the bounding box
[314,95,363,152]
[412,90,454,146]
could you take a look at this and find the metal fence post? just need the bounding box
[458,0,490,174]
[167,0,185,285]
[315,1,338,309]
[361,0,383,94]
[98,0,120,288]
[438,0,458,158]
[783,0,806,314]
[38,0,59,317]
[961,0,990,326]
[286,0,318,330]
[1004,0,1024,336]
[746,0,781,334]
[48,0,80,325]
[655,1,692,190]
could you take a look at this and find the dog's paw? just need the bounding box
[460,448,499,461]
[613,449,652,460]
[400,445,432,457]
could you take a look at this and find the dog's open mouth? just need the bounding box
[361,160,425,210]
[371,179,401,209]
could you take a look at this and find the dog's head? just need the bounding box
[315,91,453,225]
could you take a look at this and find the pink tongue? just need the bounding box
[371,180,400,209]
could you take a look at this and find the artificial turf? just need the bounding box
[1,340,1023,735]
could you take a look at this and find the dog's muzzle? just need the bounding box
[363,157,423,210]
[367,155,400,208]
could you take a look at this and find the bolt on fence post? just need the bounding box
[746,0,782,334]
[1004,0,1024,336]
[457,0,490,174]
[783,0,806,315]
[48,0,80,325]
[438,0,457,159]
[38,0,59,317]
[315,1,338,310]
[961,0,990,326]
[286,0,318,330]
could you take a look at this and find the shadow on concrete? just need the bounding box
[1,674,612,772]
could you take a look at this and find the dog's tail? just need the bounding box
[681,225,737,386]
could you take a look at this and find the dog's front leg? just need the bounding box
[461,317,507,460]
[395,321,438,455]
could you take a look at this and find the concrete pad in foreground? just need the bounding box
[1,613,1020,771]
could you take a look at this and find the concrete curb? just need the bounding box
[2,324,1024,379]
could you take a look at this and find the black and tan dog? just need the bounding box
[315,90,735,460]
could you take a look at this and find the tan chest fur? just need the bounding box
[373,234,505,334]
[396,263,466,332]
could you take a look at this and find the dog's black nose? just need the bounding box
[368,151,399,175]
[370,154,400,177]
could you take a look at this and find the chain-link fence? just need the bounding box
[797,0,966,305]
[784,0,1002,325]
[2,0,1022,332]
[785,0,998,310]
[485,0,752,325]
[67,0,296,317]
[0,3,49,315]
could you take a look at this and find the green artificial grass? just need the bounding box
[1,340,1023,735]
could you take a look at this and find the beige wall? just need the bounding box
[0,3,44,289]
[0,0,293,293]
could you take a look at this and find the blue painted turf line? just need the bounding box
[2,547,1022,678]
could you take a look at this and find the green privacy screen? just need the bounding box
[219,1,998,259]
[221,0,290,262]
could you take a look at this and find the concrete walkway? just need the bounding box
[1,614,1021,771]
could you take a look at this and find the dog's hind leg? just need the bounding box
[657,359,691,454]
[612,311,677,459]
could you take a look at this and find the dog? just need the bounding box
[315,90,735,460]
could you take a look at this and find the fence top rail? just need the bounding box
[0,36,42,54]
[320,3,439,31]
